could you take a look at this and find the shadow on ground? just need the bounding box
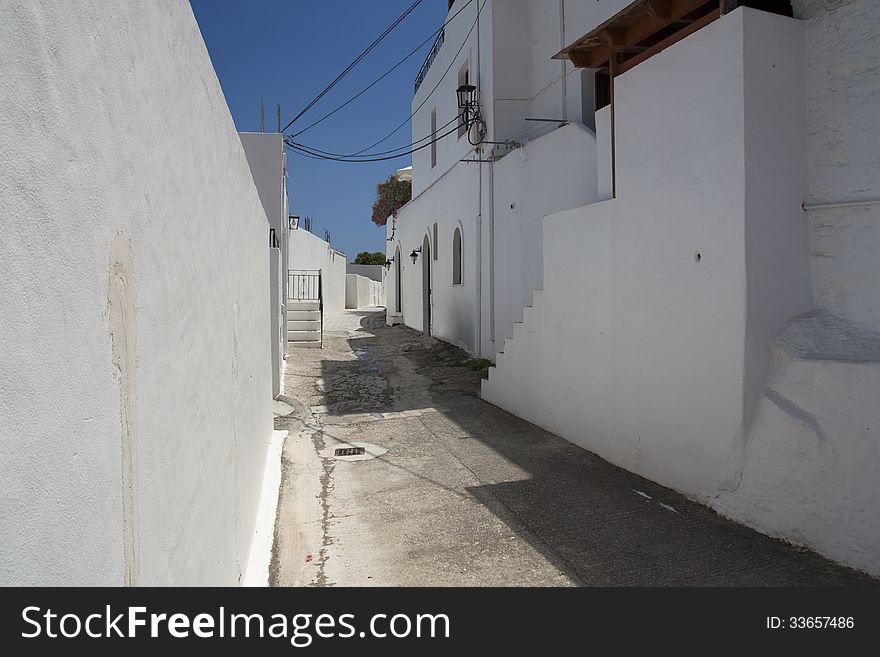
[280,310,875,586]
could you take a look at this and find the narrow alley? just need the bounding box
[271,310,873,587]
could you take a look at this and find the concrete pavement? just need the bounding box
[270,309,875,586]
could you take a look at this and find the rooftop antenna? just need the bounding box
[260,98,265,133]
[277,104,281,133]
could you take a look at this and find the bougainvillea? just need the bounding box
[371,174,412,226]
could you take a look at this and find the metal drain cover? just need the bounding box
[320,441,388,462]
[334,447,366,457]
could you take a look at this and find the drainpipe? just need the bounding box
[559,0,567,122]
[474,0,483,355]
[488,148,495,347]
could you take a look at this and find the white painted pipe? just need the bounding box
[801,199,880,211]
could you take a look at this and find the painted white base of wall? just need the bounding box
[242,428,287,587]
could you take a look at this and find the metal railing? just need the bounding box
[414,27,445,94]
[288,270,321,301]
[288,270,323,348]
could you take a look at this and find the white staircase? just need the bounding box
[287,300,322,348]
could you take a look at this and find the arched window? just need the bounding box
[452,228,462,285]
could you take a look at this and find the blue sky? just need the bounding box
[190,0,448,261]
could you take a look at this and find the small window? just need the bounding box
[452,228,462,285]
[430,108,437,168]
[457,61,469,138]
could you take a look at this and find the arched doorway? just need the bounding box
[394,246,402,313]
[422,234,431,335]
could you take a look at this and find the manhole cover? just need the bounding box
[334,447,366,457]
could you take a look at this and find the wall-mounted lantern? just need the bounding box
[410,247,422,265]
[384,256,395,270]
[456,83,477,111]
[456,83,484,146]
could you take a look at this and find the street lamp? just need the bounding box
[456,83,477,111]
[410,247,421,265]
[456,83,483,146]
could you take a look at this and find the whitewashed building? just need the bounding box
[390,0,880,576]
[346,264,387,309]
[240,132,289,396]
[0,1,276,584]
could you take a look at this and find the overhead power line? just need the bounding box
[280,0,425,134]
[292,115,458,159]
[285,119,462,163]
[346,0,484,158]
[288,0,475,140]
[292,0,484,161]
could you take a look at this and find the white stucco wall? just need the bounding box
[486,9,801,526]
[595,105,613,200]
[288,228,346,313]
[269,248,283,397]
[345,265,385,308]
[714,311,880,574]
[793,0,880,331]
[486,9,755,495]
[413,0,595,196]
[0,1,274,585]
[240,132,288,397]
[387,162,480,352]
[491,0,591,144]
[560,0,635,46]
[493,122,599,351]
[741,10,814,433]
[345,274,385,309]
[346,264,385,282]
[484,6,880,575]
[411,0,486,197]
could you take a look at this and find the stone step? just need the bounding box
[287,310,321,321]
[287,330,321,342]
[287,319,321,331]
[287,301,320,311]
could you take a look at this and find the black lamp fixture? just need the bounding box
[456,83,484,146]
[410,247,422,265]
[384,256,395,270]
[456,83,477,111]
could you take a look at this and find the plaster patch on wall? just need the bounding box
[107,232,140,586]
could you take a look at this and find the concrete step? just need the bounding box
[287,319,321,331]
[288,340,322,349]
[287,310,321,321]
[287,330,321,342]
[287,301,320,311]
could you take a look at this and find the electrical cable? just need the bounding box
[291,115,458,159]
[289,0,474,139]
[280,0,425,134]
[285,120,461,163]
[345,0,484,157]
[286,0,485,163]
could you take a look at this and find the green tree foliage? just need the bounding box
[353,251,387,265]
[371,174,412,226]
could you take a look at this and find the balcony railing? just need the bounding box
[414,27,445,94]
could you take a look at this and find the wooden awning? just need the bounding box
[554,0,722,75]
